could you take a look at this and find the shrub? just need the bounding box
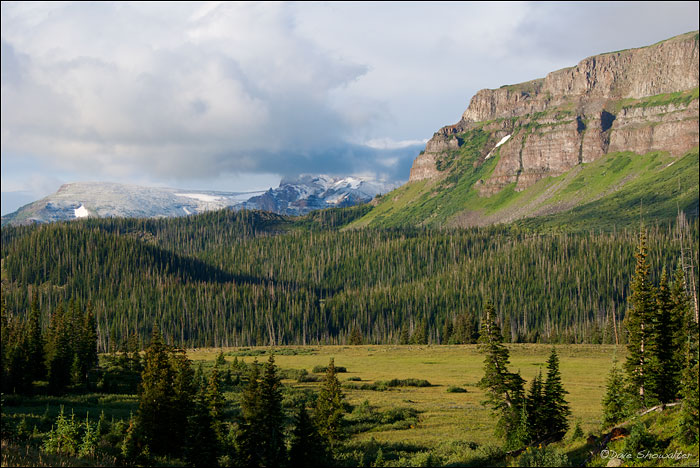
[313,365,347,373]
[446,386,467,393]
[517,445,570,467]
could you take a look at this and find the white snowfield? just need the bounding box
[175,193,223,202]
[485,134,511,159]
[74,205,89,218]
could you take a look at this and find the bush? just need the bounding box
[446,386,467,393]
[312,365,347,373]
[517,445,570,467]
[623,423,659,455]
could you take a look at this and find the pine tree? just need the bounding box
[185,380,220,467]
[237,361,265,467]
[624,231,658,409]
[259,355,286,467]
[136,327,178,456]
[526,371,545,443]
[288,403,328,467]
[349,325,363,345]
[27,296,46,382]
[315,358,346,452]
[542,348,570,441]
[442,316,453,344]
[477,302,525,447]
[601,361,627,428]
[46,302,73,394]
[651,267,679,402]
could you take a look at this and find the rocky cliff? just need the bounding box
[409,31,699,194]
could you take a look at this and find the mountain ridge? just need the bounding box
[354,31,699,230]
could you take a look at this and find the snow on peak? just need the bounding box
[74,205,89,218]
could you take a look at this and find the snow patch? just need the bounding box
[74,205,89,218]
[175,193,222,202]
[485,134,511,159]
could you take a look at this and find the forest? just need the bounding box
[1,207,697,350]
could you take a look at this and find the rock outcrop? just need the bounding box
[409,31,700,192]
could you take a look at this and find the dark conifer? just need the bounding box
[259,355,286,467]
[477,302,525,447]
[288,403,328,467]
[601,361,627,428]
[315,358,346,452]
[624,231,657,408]
[542,348,570,441]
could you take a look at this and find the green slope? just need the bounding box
[350,146,699,232]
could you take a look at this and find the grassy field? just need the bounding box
[5,343,698,466]
[189,343,622,447]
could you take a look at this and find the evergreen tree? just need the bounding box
[441,316,453,344]
[185,380,220,467]
[541,348,570,441]
[651,267,679,403]
[315,358,346,452]
[601,361,627,428]
[27,296,46,382]
[349,325,363,345]
[678,357,699,444]
[525,371,545,443]
[206,365,226,439]
[237,361,265,467]
[171,347,197,456]
[46,302,73,393]
[288,402,328,467]
[624,231,658,409]
[477,302,525,447]
[259,355,286,467]
[136,327,178,456]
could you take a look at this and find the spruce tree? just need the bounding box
[526,371,545,443]
[624,231,657,409]
[27,296,46,382]
[601,361,627,428]
[185,380,220,467]
[46,302,73,393]
[136,327,178,456]
[651,267,679,402]
[259,355,286,467]
[315,358,346,452]
[237,361,265,467]
[349,325,363,345]
[477,302,525,447]
[542,348,570,441]
[288,402,329,467]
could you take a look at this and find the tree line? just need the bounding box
[2,209,696,348]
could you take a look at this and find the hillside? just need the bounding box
[352,31,699,230]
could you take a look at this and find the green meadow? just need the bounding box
[190,344,620,447]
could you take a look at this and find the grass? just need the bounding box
[5,344,696,466]
[188,344,621,448]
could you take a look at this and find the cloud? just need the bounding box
[1,2,698,195]
[1,2,377,184]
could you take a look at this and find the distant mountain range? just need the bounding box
[1,175,398,226]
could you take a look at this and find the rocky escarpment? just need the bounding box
[409,31,699,194]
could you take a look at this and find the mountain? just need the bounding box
[1,175,397,226]
[242,174,398,215]
[0,182,263,226]
[352,31,699,230]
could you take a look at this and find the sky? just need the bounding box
[2,1,699,215]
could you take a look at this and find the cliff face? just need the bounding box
[409,32,700,192]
